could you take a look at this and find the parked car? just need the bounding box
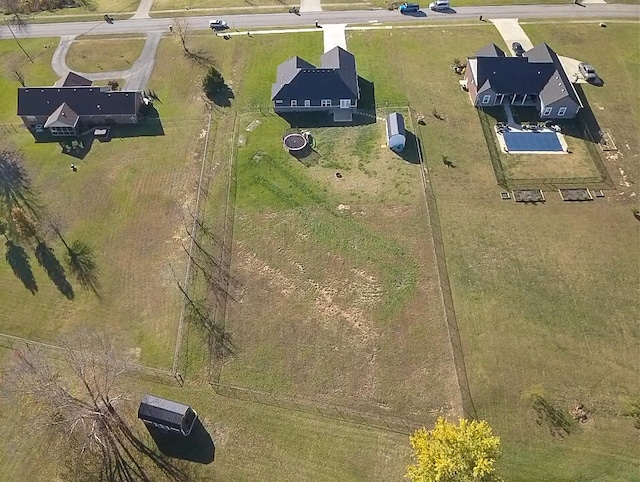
[578,62,597,81]
[399,3,420,13]
[429,0,450,10]
[208,19,229,30]
[511,42,525,56]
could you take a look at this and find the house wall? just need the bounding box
[273,103,357,115]
[464,67,478,104]
[273,97,358,112]
[541,98,580,119]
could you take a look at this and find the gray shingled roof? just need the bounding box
[471,43,581,106]
[475,43,506,58]
[138,395,191,429]
[320,47,358,98]
[272,47,358,100]
[18,87,141,117]
[62,72,93,87]
[44,102,79,128]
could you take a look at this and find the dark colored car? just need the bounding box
[512,42,525,56]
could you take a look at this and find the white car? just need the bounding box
[429,0,450,10]
[209,19,228,30]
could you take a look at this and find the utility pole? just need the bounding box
[4,19,33,63]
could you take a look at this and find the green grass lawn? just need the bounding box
[0,39,59,123]
[23,0,140,16]
[66,37,146,73]
[0,375,410,481]
[0,37,218,369]
[219,112,458,420]
[0,18,638,482]
[351,24,639,481]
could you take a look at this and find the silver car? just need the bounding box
[579,63,597,82]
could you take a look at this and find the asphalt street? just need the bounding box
[0,4,638,39]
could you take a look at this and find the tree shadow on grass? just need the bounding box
[65,240,101,298]
[531,395,575,438]
[146,419,215,464]
[35,241,74,299]
[0,150,41,218]
[5,240,37,294]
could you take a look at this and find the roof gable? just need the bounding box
[44,102,79,128]
[62,72,92,87]
[474,43,506,58]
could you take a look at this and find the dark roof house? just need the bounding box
[138,395,198,436]
[17,72,146,138]
[465,43,583,119]
[271,46,360,123]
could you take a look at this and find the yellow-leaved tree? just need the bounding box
[406,417,502,482]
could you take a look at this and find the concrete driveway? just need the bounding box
[52,32,161,90]
[490,18,533,54]
[322,23,347,52]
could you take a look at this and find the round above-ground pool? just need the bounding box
[283,133,308,152]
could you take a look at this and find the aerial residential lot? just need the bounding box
[0,15,638,482]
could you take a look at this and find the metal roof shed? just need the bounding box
[138,394,198,436]
[386,112,406,152]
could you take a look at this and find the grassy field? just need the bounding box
[0,36,216,369]
[169,31,458,421]
[0,17,638,482]
[0,39,59,123]
[347,23,639,481]
[0,373,410,481]
[24,0,140,16]
[66,37,146,73]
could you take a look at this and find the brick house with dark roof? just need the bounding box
[17,72,146,137]
[465,43,583,119]
[271,46,360,122]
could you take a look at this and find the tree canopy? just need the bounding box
[406,417,502,482]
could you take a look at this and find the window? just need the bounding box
[543,107,553,116]
[482,95,491,104]
[290,100,297,107]
[321,99,331,107]
[340,99,351,108]
[304,100,311,107]
[557,107,567,116]
[50,126,76,136]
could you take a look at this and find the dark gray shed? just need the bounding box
[138,394,198,436]
[386,112,406,152]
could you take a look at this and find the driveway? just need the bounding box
[131,0,154,20]
[300,0,323,13]
[322,23,347,52]
[489,18,533,54]
[51,32,161,90]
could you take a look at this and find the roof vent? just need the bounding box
[538,71,541,75]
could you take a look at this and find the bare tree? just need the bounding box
[172,18,190,54]
[3,335,193,481]
[13,69,25,86]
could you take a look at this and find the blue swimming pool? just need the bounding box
[503,131,563,152]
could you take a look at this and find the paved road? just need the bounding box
[1,4,638,39]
